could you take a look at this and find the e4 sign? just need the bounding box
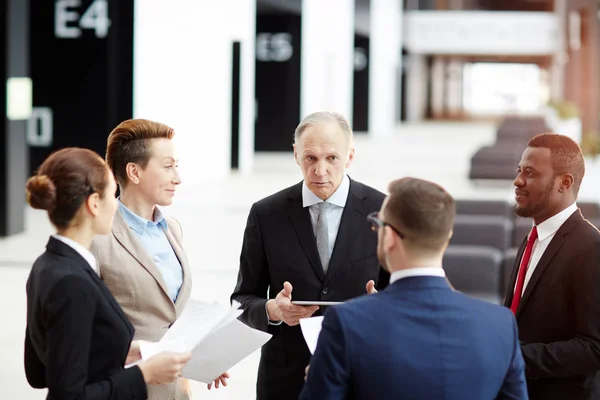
[55,0,111,39]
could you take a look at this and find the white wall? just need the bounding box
[369,0,403,136]
[134,1,256,184]
[301,0,354,121]
[404,11,559,55]
[229,1,257,174]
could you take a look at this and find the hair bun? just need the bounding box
[26,175,57,211]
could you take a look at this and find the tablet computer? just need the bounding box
[291,301,343,306]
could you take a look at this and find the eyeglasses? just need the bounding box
[367,212,405,239]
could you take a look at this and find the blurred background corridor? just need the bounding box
[2,0,600,398]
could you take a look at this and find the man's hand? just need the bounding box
[366,280,378,295]
[267,281,319,326]
[207,372,230,390]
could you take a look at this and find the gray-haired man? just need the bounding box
[231,111,389,399]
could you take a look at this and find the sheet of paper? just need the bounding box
[160,299,235,344]
[139,338,190,360]
[182,318,272,383]
[138,299,272,384]
[124,360,141,369]
[300,316,324,354]
[140,300,238,360]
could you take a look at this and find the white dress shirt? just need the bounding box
[267,175,351,324]
[303,174,350,258]
[52,234,98,275]
[518,202,577,293]
[390,267,446,284]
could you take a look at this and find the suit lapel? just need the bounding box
[164,220,191,315]
[323,181,365,285]
[111,212,172,302]
[286,182,326,282]
[504,237,527,307]
[516,211,582,317]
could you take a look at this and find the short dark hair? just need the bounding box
[106,119,175,187]
[527,133,585,195]
[385,177,455,253]
[26,148,109,229]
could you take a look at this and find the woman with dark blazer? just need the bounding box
[24,147,191,399]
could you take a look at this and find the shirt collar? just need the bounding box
[117,198,167,234]
[390,267,445,284]
[302,174,350,208]
[535,202,578,241]
[52,234,98,274]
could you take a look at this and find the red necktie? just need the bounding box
[510,226,538,314]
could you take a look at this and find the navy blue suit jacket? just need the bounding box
[301,276,528,400]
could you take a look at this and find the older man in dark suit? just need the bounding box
[231,111,388,400]
[505,133,600,399]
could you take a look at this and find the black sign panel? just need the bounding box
[255,13,301,152]
[353,35,369,132]
[28,0,134,174]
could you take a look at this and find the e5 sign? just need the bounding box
[55,0,111,39]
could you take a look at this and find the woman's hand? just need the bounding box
[139,352,192,384]
[207,372,230,390]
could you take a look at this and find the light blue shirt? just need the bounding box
[118,199,183,302]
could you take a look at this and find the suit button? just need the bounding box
[322,287,329,295]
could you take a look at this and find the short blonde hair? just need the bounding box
[106,119,175,187]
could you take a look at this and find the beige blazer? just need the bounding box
[91,211,192,400]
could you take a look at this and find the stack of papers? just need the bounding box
[139,300,272,383]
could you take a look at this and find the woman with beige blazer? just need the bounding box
[91,119,228,400]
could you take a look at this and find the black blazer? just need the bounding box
[25,237,148,399]
[504,210,600,400]
[231,179,389,400]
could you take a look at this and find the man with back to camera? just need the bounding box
[230,111,389,399]
[504,132,600,399]
[300,177,528,399]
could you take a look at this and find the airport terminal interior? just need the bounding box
[2,0,600,399]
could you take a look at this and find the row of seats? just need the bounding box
[456,199,600,222]
[443,200,600,304]
[452,199,600,249]
[469,117,549,180]
[451,212,600,250]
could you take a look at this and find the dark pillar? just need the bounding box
[353,34,370,131]
[1,0,30,236]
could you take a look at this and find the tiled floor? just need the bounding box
[1,122,598,399]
